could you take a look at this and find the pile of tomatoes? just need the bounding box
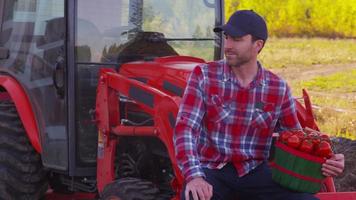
[279,129,333,158]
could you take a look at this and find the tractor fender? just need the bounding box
[0,75,41,153]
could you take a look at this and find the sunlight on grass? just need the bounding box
[314,107,356,140]
[301,69,356,92]
[260,38,356,69]
[293,88,356,139]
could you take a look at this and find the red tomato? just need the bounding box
[320,134,331,143]
[315,141,333,158]
[293,130,306,140]
[310,136,321,146]
[287,135,301,149]
[299,139,314,153]
[280,131,292,143]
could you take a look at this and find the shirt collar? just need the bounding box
[222,60,266,89]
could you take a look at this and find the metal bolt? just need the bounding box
[100,76,106,84]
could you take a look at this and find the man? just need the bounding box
[173,10,344,200]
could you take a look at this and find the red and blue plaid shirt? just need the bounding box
[174,60,301,182]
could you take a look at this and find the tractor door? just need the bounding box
[68,0,134,174]
[0,0,68,171]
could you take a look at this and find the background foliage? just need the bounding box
[225,0,356,38]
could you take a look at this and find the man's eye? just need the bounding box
[224,35,241,41]
[233,37,241,41]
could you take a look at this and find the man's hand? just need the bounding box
[322,153,345,177]
[185,177,213,200]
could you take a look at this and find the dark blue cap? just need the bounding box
[214,10,268,41]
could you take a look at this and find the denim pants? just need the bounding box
[181,162,319,200]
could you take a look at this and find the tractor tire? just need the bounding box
[0,101,48,200]
[101,177,159,200]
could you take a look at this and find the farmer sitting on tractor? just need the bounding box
[174,10,345,200]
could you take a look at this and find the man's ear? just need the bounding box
[255,40,265,53]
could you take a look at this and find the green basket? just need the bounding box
[271,141,326,193]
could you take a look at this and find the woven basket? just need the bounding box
[271,141,326,193]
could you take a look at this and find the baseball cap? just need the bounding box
[214,10,268,41]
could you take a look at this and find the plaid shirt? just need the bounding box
[174,60,301,182]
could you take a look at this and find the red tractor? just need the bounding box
[0,0,355,199]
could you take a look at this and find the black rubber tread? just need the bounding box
[0,150,40,173]
[0,101,48,200]
[0,180,49,200]
[101,177,159,200]
[0,110,18,118]
[0,132,39,152]
[0,121,24,133]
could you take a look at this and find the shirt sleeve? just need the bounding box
[173,65,206,182]
[276,84,302,131]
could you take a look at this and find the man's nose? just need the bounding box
[224,38,233,49]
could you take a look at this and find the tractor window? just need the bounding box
[143,0,217,61]
[75,0,220,63]
[76,0,131,62]
[1,0,65,76]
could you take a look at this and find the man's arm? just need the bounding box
[277,84,302,131]
[174,66,206,182]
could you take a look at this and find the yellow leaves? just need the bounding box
[225,0,356,38]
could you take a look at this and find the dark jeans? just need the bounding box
[181,162,319,200]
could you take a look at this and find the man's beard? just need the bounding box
[226,55,250,68]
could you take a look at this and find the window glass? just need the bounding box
[76,0,218,62]
[1,0,65,80]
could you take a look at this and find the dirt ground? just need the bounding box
[332,138,356,191]
[272,63,356,83]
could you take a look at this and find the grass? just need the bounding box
[259,37,356,69]
[259,37,356,139]
[301,69,356,93]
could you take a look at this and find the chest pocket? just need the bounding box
[205,94,231,123]
[251,109,275,129]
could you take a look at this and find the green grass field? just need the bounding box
[260,38,356,68]
[259,38,356,139]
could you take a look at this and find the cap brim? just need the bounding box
[213,24,247,37]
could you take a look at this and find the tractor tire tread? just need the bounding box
[0,101,48,200]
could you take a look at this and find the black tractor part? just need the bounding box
[100,177,159,200]
[115,136,175,199]
[0,101,48,200]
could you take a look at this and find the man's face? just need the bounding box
[224,34,260,67]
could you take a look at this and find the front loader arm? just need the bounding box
[95,68,184,194]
